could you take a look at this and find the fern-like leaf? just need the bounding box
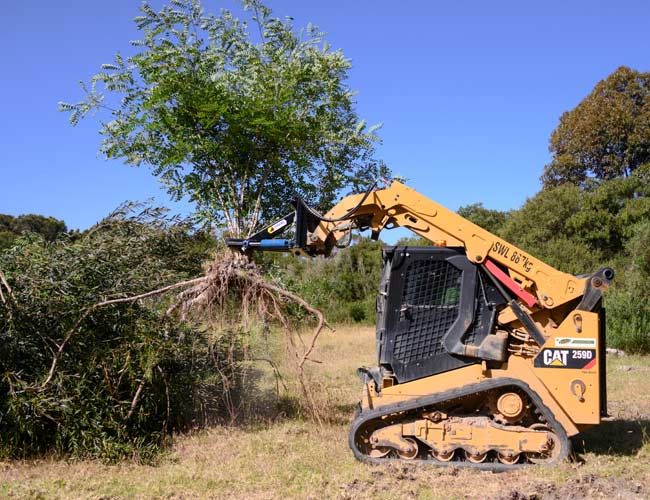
[57,102,78,112]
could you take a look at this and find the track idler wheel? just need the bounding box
[369,447,391,458]
[497,453,520,465]
[526,424,562,464]
[357,421,391,459]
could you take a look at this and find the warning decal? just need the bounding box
[267,219,288,234]
[534,348,597,370]
[554,337,597,348]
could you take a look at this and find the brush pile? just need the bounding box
[0,205,328,461]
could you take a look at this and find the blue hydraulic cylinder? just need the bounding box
[259,239,292,249]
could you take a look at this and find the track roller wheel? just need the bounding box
[497,453,520,465]
[526,424,561,464]
[464,450,487,463]
[397,437,419,460]
[431,449,455,462]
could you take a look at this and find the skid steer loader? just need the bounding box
[227,179,614,469]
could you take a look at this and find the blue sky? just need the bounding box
[2,0,649,243]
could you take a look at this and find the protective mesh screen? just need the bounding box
[393,259,462,363]
[463,273,487,346]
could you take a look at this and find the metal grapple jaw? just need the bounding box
[225,198,323,255]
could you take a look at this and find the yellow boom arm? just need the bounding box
[303,180,614,339]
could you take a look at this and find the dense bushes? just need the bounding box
[0,206,239,461]
[266,237,384,325]
[605,220,650,353]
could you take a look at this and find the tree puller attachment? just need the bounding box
[227,179,614,469]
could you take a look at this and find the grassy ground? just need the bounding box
[1,325,649,499]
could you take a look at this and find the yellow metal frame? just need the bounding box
[308,180,604,436]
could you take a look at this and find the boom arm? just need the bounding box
[227,180,613,322]
[311,180,589,310]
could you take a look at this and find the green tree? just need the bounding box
[542,66,650,188]
[499,184,594,274]
[457,203,509,235]
[11,214,67,241]
[501,170,650,274]
[0,214,68,252]
[60,0,384,238]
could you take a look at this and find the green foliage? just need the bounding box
[60,0,385,238]
[606,220,650,353]
[457,203,509,235]
[606,287,650,354]
[499,184,596,274]
[276,237,384,324]
[0,205,238,461]
[0,214,68,252]
[543,66,650,188]
[500,172,650,275]
[0,231,15,252]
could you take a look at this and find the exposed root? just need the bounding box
[167,251,329,423]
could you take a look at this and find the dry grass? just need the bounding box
[1,325,649,500]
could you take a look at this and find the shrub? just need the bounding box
[605,220,650,354]
[0,205,240,462]
[606,289,650,354]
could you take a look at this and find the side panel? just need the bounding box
[599,305,607,417]
[532,311,601,425]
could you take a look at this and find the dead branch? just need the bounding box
[102,363,117,400]
[156,366,171,431]
[126,378,147,420]
[0,269,15,306]
[95,276,207,308]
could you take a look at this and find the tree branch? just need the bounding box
[21,276,208,393]
[126,378,147,420]
[0,269,14,305]
[246,167,269,237]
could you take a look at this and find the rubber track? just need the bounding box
[348,377,571,471]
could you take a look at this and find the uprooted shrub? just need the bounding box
[0,205,243,462]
